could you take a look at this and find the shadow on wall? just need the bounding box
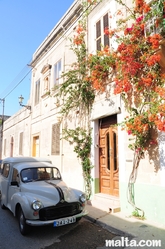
[158,131,165,171]
[147,128,160,173]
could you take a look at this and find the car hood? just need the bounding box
[20,180,79,204]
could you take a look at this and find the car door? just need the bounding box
[7,167,20,211]
[0,163,10,206]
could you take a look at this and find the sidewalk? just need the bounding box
[85,203,165,248]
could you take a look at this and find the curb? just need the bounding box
[84,214,134,239]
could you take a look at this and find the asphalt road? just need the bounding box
[44,219,115,249]
[0,207,116,249]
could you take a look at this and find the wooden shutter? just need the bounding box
[51,123,60,155]
[103,13,109,47]
[19,132,23,155]
[96,20,101,51]
[35,79,40,105]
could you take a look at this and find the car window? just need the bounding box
[2,163,10,178]
[12,168,19,182]
[21,169,36,182]
[0,161,2,173]
[21,167,61,183]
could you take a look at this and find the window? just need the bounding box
[51,123,60,155]
[144,16,160,37]
[3,138,6,156]
[2,163,10,178]
[144,0,163,37]
[44,76,49,92]
[35,79,40,105]
[10,137,14,157]
[19,132,23,155]
[54,59,61,85]
[41,64,52,96]
[96,13,110,51]
[106,132,110,170]
[12,168,19,182]
[21,167,61,182]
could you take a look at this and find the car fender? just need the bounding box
[70,188,85,198]
[10,192,56,218]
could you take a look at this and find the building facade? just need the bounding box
[2,0,165,226]
[0,114,10,159]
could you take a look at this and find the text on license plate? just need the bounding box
[53,217,76,227]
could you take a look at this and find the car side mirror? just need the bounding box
[11,181,19,187]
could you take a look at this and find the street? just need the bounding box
[0,207,116,249]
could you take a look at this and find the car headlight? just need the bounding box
[31,200,42,211]
[79,194,86,203]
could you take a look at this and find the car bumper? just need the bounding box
[26,209,88,226]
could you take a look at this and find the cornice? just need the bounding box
[30,1,82,67]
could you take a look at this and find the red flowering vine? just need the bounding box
[87,0,165,157]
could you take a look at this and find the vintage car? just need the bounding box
[0,157,87,235]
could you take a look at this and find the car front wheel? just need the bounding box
[18,207,29,235]
[0,197,6,210]
[1,202,6,209]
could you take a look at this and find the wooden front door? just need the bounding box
[99,115,119,196]
[32,136,40,157]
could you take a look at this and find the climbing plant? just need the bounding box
[56,1,101,199]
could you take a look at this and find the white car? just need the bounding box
[0,157,87,235]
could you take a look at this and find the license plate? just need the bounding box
[53,216,76,227]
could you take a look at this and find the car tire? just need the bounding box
[18,207,29,235]
[1,202,6,209]
[0,198,6,209]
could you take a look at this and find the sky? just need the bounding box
[0,0,74,116]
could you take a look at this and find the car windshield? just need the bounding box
[21,167,61,182]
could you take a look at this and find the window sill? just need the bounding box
[41,91,50,99]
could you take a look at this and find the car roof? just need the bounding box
[14,161,55,171]
[2,157,52,164]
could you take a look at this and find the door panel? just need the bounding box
[32,136,40,157]
[99,115,119,196]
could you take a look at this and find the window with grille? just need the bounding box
[35,79,40,105]
[19,132,23,155]
[51,123,60,155]
[144,13,158,36]
[144,0,163,37]
[96,13,110,51]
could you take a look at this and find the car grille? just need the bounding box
[39,202,82,221]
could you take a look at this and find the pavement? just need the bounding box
[85,203,165,249]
